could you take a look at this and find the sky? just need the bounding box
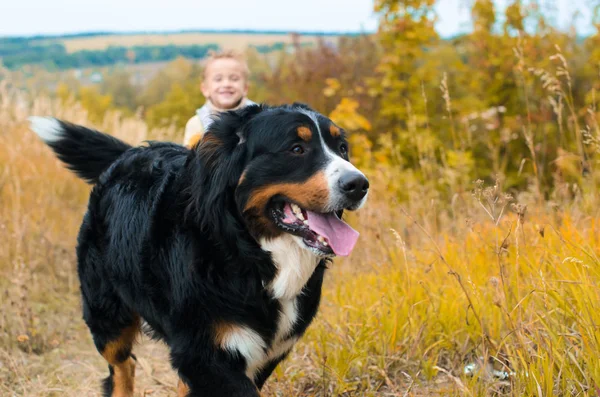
[0,0,595,38]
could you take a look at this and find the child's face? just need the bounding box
[201,58,249,109]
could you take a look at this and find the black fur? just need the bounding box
[33,103,367,397]
[43,120,132,184]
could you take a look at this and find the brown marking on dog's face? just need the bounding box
[297,126,312,142]
[329,124,341,137]
[177,378,190,397]
[243,172,329,215]
[241,172,329,238]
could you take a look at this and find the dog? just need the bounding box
[29,103,369,397]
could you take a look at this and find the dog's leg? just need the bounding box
[82,293,140,397]
[177,377,190,397]
[100,323,139,397]
[172,352,260,397]
[78,222,142,397]
[96,315,140,397]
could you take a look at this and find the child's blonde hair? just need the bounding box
[203,50,250,79]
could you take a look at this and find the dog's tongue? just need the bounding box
[306,211,359,256]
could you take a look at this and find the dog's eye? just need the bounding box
[340,143,348,156]
[291,144,305,155]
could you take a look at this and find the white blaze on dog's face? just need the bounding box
[299,107,369,215]
[236,106,369,268]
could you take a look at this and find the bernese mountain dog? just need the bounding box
[29,103,369,397]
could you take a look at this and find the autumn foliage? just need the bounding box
[2,1,600,395]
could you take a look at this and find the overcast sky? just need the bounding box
[0,0,595,37]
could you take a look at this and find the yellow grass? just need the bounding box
[56,33,338,53]
[1,88,600,396]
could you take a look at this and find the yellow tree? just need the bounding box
[145,83,198,131]
[371,0,477,198]
[137,57,201,109]
[373,0,438,124]
[78,86,113,124]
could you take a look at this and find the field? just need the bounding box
[3,2,600,394]
[1,80,600,396]
[1,31,346,72]
[55,32,338,53]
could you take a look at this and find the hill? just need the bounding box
[0,29,354,71]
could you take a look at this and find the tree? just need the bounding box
[145,82,199,131]
[100,68,139,113]
[78,86,113,124]
[137,57,201,109]
[372,0,438,124]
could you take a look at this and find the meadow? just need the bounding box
[2,82,600,397]
[2,0,600,395]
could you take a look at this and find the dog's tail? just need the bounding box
[29,117,132,184]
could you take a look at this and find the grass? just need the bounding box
[1,85,600,396]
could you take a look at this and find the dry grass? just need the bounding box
[1,83,600,397]
[53,33,338,53]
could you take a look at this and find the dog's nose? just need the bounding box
[338,171,369,201]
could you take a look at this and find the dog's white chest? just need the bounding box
[244,297,300,379]
[259,234,320,300]
[239,234,320,379]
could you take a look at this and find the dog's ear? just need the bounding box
[290,102,314,112]
[211,104,265,147]
[196,104,264,168]
[185,104,267,236]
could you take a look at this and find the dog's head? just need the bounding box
[189,103,369,258]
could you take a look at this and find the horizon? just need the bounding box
[1,28,375,40]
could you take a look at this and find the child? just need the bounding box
[183,50,256,147]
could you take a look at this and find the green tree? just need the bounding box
[100,68,139,113]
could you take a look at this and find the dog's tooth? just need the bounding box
[297,212,305,220]
[317,236,325,243]
[323,241,328,246]
[303,220,309,225]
